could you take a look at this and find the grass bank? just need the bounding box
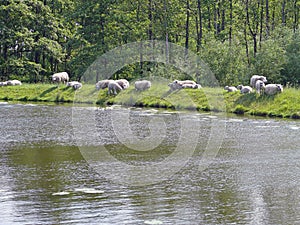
[0,83,299,119]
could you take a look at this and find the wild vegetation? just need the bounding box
[1,0,300,86]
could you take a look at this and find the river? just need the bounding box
[0,102,300,224]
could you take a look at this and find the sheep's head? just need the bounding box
[276,84,283,92]
[237,85,243,90]
[260,76,267,83]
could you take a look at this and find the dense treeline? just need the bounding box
[1,0,300,86]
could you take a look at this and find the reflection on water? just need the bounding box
[0,103,300,224]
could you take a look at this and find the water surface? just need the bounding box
[0,103,300,224]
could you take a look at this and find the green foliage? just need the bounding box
[281,31,300,86]
[200,39,249,86]
[0,0,300,86]
[251,39,287,83]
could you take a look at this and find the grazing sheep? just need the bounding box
[174,80,197,86]
[224,86,238,92]
[0,81,8,86]
[264,84,283,95]
[168,80,200,91]
[237,84,253,94]
[7,80,22,86]
[135,80,151,91]
[250,75,267,88]
[52,72,69,84]
[95,79,112,90]
[115,79,130,89]
[182,83,202,89]
[66,81,82,90]
[73,83,82,90]
[108,80,123,95]
[255,80,265,94]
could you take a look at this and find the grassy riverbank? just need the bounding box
[0,83,299,119]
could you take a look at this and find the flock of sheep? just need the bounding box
[224,75,283,95]
[0,72,283,97]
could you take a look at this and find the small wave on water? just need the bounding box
[74,188,105,194]
[289,125,300,130]
[52,191,71,196]
[144,219,163,224]
[52,188,105,197]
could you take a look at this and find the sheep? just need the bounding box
[174,80,197,86]
[264,84,283,95]
[72,82,82,90]
[250,75,267,88]
[108,80,123,95]
[237,84,253,94]
[255,80,265,94]
[182,83,202,89]
[224,86,238,92]
[95,79,112,90]
[7,80,22,86]
[0,81,8,86]
[52,72,69,84]
[168,80,200,91]
[135,80,151,91]
[115,79,130,89]
[66,81,82,90]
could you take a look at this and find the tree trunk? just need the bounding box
[196,0,203,51]
[148,0,153,41]
[221,0,225,32]
[259,0,264,49]
[164,0,169,64]
[271,4,276,30]
[282,0,286,26]
[244,20,250,65]
[207,5,211,30]
[214,2,219,35]
[229,0,233,45]
[293,0,299,32]
[185,0,190,56]
[246,0,258,57]
[265,0,270,37]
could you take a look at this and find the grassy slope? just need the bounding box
[0,83,299,119]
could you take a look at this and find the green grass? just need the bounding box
[0,83,300,119]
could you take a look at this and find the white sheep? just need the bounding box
[168,80,200,91]
[174,80,196,86]
[108,80,123,95]
[135,80,151,91]
[95,79,112,90]
[224,86,238,92]
[52,72,69,84]
[115,79,130,89]
[264,84,283,95]
[66,81,82,90]
[237,84,253,94]
[72,83,82,90]
[255,80,265,94]
[182,83,202,89]
[250,75,267,88]
[7,80,22,85]
[0,81,8,86]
